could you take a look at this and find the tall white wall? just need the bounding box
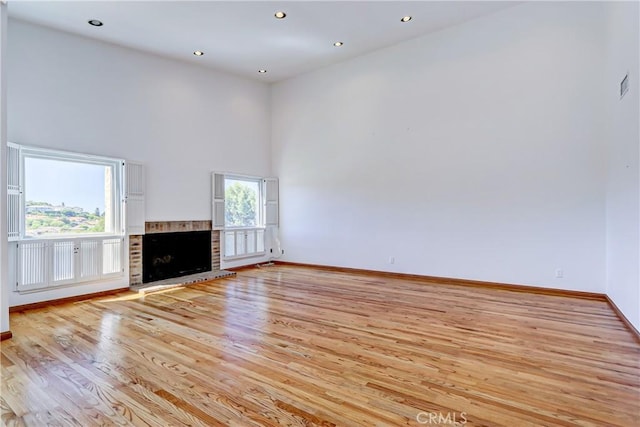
[271,2,607,292]
[8,19,271,221]
[604,1,640,330]
[6,19,272,306]
[1,2,9,332]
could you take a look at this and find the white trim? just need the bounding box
[17,143,119,164]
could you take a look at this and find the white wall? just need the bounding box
[6,20,272,306]
[8,19,271,221]
[271,2,607,292]
[1,2,9,332]
[604,1,640,330]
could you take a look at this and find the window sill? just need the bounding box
[223,226,266,231]
[19,233,124,241]
[222,252,266,262]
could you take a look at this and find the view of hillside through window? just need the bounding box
[25,157,113,237]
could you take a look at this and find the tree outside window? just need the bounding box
[224,178,260,228]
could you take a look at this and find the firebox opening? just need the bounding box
[143,230,211,283]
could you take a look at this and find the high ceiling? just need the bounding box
[8,1,516,83]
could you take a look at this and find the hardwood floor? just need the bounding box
[1,264,638,426]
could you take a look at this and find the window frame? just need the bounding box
[213,172,278,262]
[17,144,124,240]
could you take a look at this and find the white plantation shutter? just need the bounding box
[7,142,22,241]
[102,238,124,275]
[212,173,225,230]
[78,239,101,280]
[263,178,279,226]
[51,240,75,285]
[16,237,124,291]
[125,161,145,235]
[18,241,49,290]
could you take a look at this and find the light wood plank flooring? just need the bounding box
[1,264,639,426]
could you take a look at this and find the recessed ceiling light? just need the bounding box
[401,16,412,23]
[333,41,344,47]
[88,19,103,27]
[193,51,204,56]
[258,69,267,74]
[274,11,286,19]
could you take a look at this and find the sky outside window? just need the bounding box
[25,157,106,212]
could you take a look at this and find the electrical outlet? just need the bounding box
[389,256,395,264]
[555,268,563,278]
[281,249,285,255]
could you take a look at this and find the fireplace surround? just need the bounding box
[129,221,220,286]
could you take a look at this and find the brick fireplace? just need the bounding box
[128,220,220,286]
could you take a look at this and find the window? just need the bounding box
[24,157,118,237]
[17,146,123,238]
[224,177,261,228]
[212,173,278,260]
[7,143,127,292]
